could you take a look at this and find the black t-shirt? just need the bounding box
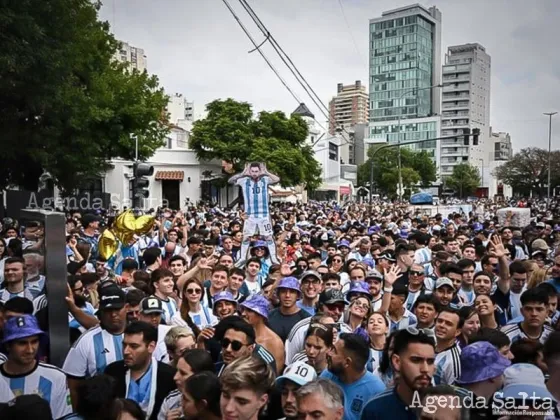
[268,308,311,342]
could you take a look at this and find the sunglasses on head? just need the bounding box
[221,338,245,352]
[406,326,436,340]
[186,288,202,295]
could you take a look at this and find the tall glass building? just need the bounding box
[367,5,442,158]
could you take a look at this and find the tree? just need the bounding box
[357,145,437,196]
[190,99,322,189]
[445,163,481,198]
[0,0,169,192]
[494,147,560,196]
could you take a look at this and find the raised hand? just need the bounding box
[383,265,402,286]
[490,234,506,258]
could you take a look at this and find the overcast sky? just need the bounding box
[100,0,559,151]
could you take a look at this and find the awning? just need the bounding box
[155,170,184,181]
[340,186,351,195]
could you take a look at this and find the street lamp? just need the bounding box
[395,84,442,201]
[478,158,484,196]
[544,112,558,207]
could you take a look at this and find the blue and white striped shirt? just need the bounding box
[0,362,72,418]
[0,287,35,304]
[389,309,418,332]
[62,326,123,378]
[158,296,178,325]
[237,176,270,218]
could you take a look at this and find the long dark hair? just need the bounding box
[179,279,203,337]
[378,330,399,376]
[184,372,222,417]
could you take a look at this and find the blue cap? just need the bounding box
[3,315,46,344]
[346,281,372,300]
[277,277,301,294]
[337,240,350,249]
[213,291,238,315]
[253,240,267,249]
[240,294,270,319]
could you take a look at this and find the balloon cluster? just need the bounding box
[99,210,155,260]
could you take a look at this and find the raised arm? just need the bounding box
[262,164,280,184]
[228,163,250,184]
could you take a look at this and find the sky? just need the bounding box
[99,0,559,152]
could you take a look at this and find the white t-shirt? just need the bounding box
[0,362,72,417]
[62,326,123,378]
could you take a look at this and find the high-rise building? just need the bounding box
[491,131,512,161]
[328,81,369,165]
[367,4,442,161]
[115,41,147,72]
[440,43,491,177]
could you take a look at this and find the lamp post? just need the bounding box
[478,158,484,197]
[544,112,558,207]
[395,84,442,201]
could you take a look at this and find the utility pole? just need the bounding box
[544,112,557,208]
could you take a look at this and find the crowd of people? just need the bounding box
[0,197,559,419]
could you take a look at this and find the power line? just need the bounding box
[237,0,330,118]
[220,0,302,105]
[337,0,366,68]
[236,0,354,145]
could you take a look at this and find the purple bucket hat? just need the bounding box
[3,315,46,344]
[277,277,301,294]
[337,240,350,249]
[240,294,270,319]
[456,341,511,385]
[253,240,267,249]
[346,281,372,300]
[213,291,238,315]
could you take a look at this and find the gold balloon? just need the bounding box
[99,229,119,260]
[134,215,155,235]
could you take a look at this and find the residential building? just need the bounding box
[491,131,513,161]
[367,4,442,163]
[293,103,353,200]
[167,93,195,132]
[479,129,512,198]
[329,81,369,165]
[440,43,491,177]
[114,41,147,72]
[351,123,369,165]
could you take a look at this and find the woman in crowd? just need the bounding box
[172,279,216,331]
[327,253,345,275]
[292,322,333,375]
[346,294,371,333]
[181,372,222,420]
[474,294,501,329]
[109,398,146,420]
[374,330,399,387]
[164,327,196,367]
[458,306,481,349]
[367,312,389,372]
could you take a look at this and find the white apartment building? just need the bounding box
[114,41,147,72]
[440,43,491,177]
[167,93,195,132]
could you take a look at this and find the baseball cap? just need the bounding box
[140,297,163,315]
[456,341,511,384]
[532,239,549,252]
[276,361,317,388]
[319,289,349,306]
[0,395,53,420]
[435,277,456,291]
[98,284,126,310]
[300,270,322,282]
[240,294,270,319]
[498,363,554,401]
[67,260,86,275]
[536,222,546,228]
[378,250,396,262]
[2,315,46,345]
[365,269,383,281]
[277,277,301,294]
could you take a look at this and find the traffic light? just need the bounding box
[472,128,480,146]
[463,128,471,146]
[132,162,154,204]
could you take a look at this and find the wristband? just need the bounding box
[383,287,393,293]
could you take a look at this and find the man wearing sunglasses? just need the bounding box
[215,316,276,377]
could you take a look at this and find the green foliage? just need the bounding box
[0,0,169,192]
[494,147,560,196]
[357,145,437,196]
[445,163,481,198]
[190,99,322,189]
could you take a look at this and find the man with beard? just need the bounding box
[63,283,128,408]
[361,328,436,419]
[275,361,317,420]
[139,297,173,363]
[321,333,385,420]
[22,252,45,299]
[67,276,97,335]
[104,321,176,420]
[0,257,34,304]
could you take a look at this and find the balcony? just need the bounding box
[443,74,471,83]
[441,112,470,119]
[443,84,470,93]
[441,121,469,129]
[442,102,470,110]
[442,93,470,102]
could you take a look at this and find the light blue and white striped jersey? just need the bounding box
[457,288,476,306]
[369,348,384,373]
[433,342,462,385]
[405,289,423,311]
[414,247,432,265]
[25,275,46,299]
[389,309,418,332]
[237,176,270,218]
[0,362,72,418]
[157,390,181,420]
[0,287,35,304]
[157,296,178,325]
[62,325,123,378]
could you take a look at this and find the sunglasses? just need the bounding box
[221,338,246,352]
[332,259,343,263]
[186,288,202,295]
[352,301,370,310]
[410,271,424,276]
[406,326,436,340]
